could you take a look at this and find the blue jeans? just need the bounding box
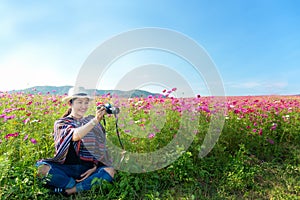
[36,161,113,192]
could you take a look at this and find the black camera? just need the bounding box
[97,103,120,115]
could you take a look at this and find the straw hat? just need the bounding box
[62,87,94,102]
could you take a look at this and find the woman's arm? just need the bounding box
[72,117,98,141]
[72,106,106,141]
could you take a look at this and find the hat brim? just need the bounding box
[62,95,94,102]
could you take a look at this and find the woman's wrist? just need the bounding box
[91,118,98,126]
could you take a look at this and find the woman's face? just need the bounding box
[70,98,90,118]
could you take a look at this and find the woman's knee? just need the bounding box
[37,164,50,177]
[103,167,116,178]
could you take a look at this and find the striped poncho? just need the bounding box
[43,115,112,167]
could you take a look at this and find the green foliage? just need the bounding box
[0,93,299,199]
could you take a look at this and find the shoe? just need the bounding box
[52,187,69,197]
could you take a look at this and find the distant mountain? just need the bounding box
[9,86,163,98]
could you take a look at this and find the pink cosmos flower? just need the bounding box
[200,106,210,113]
[4,114,16,122]
[30,138,37,144]
[148,133,155,139]
[24,134,29,141]
[23,118,30,124]
[267,139,274,145]
[5,132,19,139]
[270,123,277,130]
[258,128,263,136]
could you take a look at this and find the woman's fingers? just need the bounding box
[76,171,90,182]
[76,167,97,182]
[96,106,106,121]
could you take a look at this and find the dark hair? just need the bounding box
[62,108,72,118]
[62,99,75,117]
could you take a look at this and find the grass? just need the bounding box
[0,92,299,199]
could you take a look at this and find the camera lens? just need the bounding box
[97,103,119,114]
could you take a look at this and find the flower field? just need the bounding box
[0,90,299,199]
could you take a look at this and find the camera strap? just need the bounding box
[114,113,124,150]
[102,115,125,150]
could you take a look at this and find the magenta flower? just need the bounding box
[4,114,16,122]
[267,139,274,145]
[148,133,155,139]
[270,123,277,131]
[24,134,29,141]
[200,106,210,113]
[258,128,263,136]
[3,108,13,113]
[5,132,19,139]
[23,118,30,124]
[30,138,37,144]
[234,109,240,114]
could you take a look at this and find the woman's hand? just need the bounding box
[95,106,106,122]
[76,165,97,182]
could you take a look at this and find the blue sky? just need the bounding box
[0,0,299,96]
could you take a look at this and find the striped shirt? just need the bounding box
[42,115,112,167]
